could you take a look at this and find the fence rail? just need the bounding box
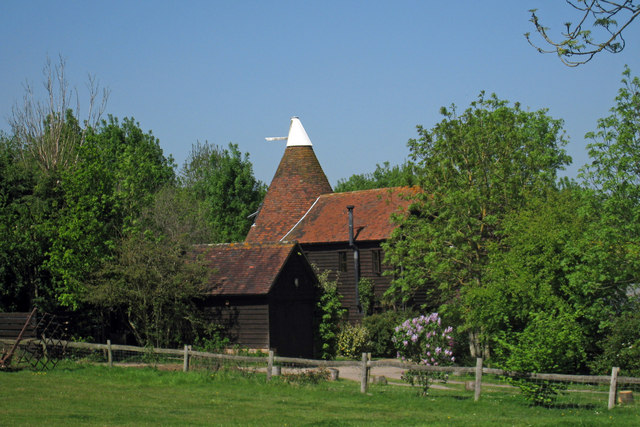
[1,338,637,410]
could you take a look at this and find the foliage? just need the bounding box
[383,93,570,355]
[465,188,607,369]
[494,311,585,406]
[48,116,175,308]
[180,141,266,242]
[138,185,212,245]
[526,1,640,66]
[362,310,417,358]
[393,313,455,395]
[590,307,640,376]
[337,323,369,359]
[86,230,208,348]
[313,268,347,360]
[580,67,640,296]
[0,133,63,312]
[335,161,417,192]
[193,329,231,354]
[357,277,376,316]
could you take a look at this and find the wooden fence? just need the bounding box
[1,338,638,410]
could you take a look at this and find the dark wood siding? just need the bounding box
[301,241,394,323]
[205,297,270,350]
[268,251,316,357]
[204,248,317,356]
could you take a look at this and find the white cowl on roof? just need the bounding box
[286,116,313,147]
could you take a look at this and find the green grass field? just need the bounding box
[0,363,638,426]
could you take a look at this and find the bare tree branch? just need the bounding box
[9,55,110,172]
[525,1,640,66]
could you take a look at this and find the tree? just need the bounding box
[180,142,266,242]
[526,1,640,66]
[10,56,109,171]
[48,117,175,308]
[580,66,640,300]
[86,187,212,347]
[86,230,209,348]
[0,132,64,312]
[334,161,417,192]
[465,188,601,373]
[383,93,570,356]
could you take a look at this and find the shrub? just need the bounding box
[357,278,376,316]
[494,311,586,406]
[313,267,347,360]
[590,309,640,377]
[337,323,369,359]
[393,313,455,395]
[193,324,230,353]
[362,310,417,358]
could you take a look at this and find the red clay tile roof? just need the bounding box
[191,242,300,296]
[282,187,417,244]
[245,145,333,243]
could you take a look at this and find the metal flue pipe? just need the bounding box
[347,205,361,313]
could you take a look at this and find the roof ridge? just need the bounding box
[280,196,321,241]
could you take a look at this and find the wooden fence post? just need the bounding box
[183,345,191,372]
[107,339,113,368]
[474,357,483,402]
[266,350,274,382]
[608,366,619,410]
[360,352,370,394]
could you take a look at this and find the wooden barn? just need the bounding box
[192,242,317,358]
[200,117,416,354]
[245,117,415,323]
[282,187,416,322]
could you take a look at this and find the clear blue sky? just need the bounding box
[2,1,639,186]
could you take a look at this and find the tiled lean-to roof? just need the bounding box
[192,242,302,296]
[282,187,417,244]
[245,118,332,243]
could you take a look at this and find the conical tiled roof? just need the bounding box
[246,118,332,242]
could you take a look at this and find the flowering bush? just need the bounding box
[392,313,455,395]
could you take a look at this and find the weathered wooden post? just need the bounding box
[266,350,274,382]
[608,367,619,410]
[183,345,191,372]
[360,352,370,394]
[107,339,113,367]
[474,357,483,402]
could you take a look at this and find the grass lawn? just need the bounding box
[0,362,638,426]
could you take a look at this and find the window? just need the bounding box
[338,251,348,272]
[372,250,382,275]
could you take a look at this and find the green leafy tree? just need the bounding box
[0,132,65,312]
[335,161,416,192]
[86,231,208,348]
[466,189,597,368]
[590,307,640,376]
[526,1,640,66]
[576,67,640,371]
[48,117,175,308]
[580,66,640,289]
[87,184,216,347]
[383,93,570,356]
[181,142,265,242]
